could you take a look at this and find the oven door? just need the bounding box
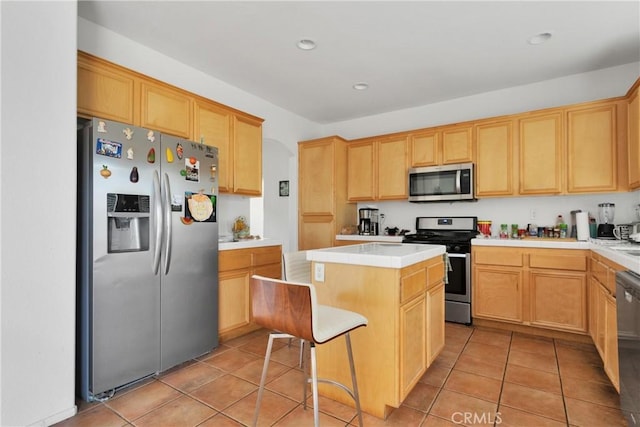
[445,252,471,303]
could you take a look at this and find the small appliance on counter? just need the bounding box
[358,208,379,235]
[597,203,616,239]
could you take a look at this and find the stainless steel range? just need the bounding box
[403,216,478,325]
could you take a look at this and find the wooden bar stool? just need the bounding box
[250,274,368,427]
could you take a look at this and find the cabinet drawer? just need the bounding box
[219,249,252,271]
[474,249,523,267]
[252,246,282,266]
[254,263,282,279]
[530,254,587,271]
[401,268,427,304]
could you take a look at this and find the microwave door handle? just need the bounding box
[455,170,462,194]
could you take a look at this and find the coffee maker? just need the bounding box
[359,208,379,236]
[597,203,616,239]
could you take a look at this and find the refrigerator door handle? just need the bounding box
[152,171,162,274]
[162,173,173,274]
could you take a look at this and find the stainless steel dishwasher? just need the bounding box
[616,270,640,425]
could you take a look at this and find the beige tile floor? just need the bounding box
[56,323,628,426]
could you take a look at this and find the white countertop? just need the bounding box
[307,242,445,268]
[472,237,640,274]
[219,238,282,251]
[336,234,405,243]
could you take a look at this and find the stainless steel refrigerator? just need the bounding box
[77,118,219,401]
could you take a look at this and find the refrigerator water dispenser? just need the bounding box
[107,193,150,253]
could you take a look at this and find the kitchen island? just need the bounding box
[307,243,446,419]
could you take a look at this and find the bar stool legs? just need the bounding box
[255,332,364,427]
[301,332,363,427]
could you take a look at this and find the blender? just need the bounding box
[597,203,616,239]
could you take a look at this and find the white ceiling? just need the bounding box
[78,1,640,124]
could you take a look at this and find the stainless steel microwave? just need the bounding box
[408,163,475,202]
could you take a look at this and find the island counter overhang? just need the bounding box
[306,243,447,419]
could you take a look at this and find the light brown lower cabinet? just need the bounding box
[218,245,281,342]
[473,246,622,391]
[589,253,622,392]
[473,247,588,334]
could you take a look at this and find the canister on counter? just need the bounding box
[500,224,509,239]
[511,224,518,239]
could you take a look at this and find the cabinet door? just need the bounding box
[628,88,640,189]
[426,282,445,365]
[519,112,563,194]
[596,283,607,359]
[378,136,408,200]
[233,115,263,196]
[218,269,251,336]
[299,215,336,250]
[194,101,232,193]
[530,270,587,333]
[299,140,335,215]
[441,125,473,164]
[473,267,523,322]
[589,276,599,343]
[347,141,376,201]
[400,295,426,399]
[475,120,514,197]
[604,292,619,391]
[77,53,137,124]
[410,130,439,167]
[140,80,192,138]
[567,103,617,193]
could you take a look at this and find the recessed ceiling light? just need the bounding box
[528,32,553,45]
[353,82,369,91]
[296,39,316,50]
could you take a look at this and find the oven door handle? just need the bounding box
[446,253,467,258]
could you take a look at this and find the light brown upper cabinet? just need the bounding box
[409,130,439,167]
[77,53,137,124]
[409,125,472,167]
[474,119,515,197]
[441,124,473,164]
[193,100,232,192]
[347,136,408,201]
[518,111,564,195]
[232,115,263,196]
[628,81,640,189]
[140,80,192,139]
[77,51,264,197]
[298,137,356,250]
[194,109,263,196]
[566,102,618,193]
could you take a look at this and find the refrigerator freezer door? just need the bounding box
[159,135,219,370]
[80,118,161,398]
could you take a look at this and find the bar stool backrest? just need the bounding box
[283,251,311,284]
[250,275,316,343]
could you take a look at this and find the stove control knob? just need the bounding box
[453,245,461,252]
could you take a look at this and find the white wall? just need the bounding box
[357,192,640,237]
[1,1,77,426]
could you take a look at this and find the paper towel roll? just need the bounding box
[576,211,590,241]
